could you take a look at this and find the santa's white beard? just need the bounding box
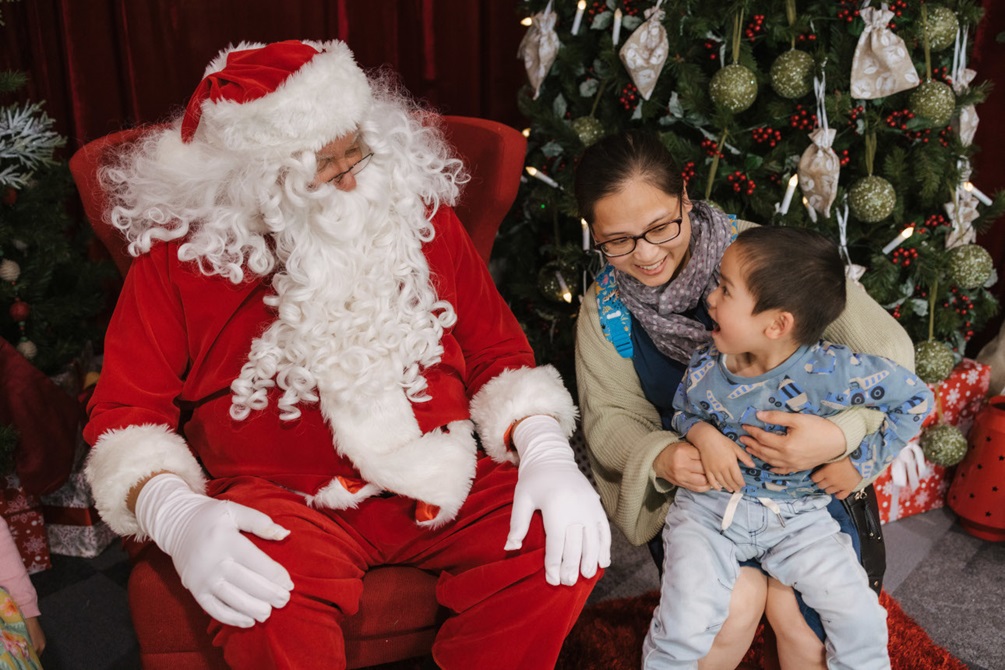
[230,168,455,422]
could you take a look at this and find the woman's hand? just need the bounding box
[653,441,711,492]
[739,411,845,474]
[25,615,44,655]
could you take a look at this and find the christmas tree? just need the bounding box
[499,0,1001,393]
[0,70,111,376]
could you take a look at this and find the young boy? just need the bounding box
[642,227,934,670]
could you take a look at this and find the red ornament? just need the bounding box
[948,396,1005,541]
[8,299,30,323]
[1,188,16,206]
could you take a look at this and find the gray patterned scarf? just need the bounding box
[615,201,733,364]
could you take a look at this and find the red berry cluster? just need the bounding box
[796,32,818,44]
[916,213,951,235]
[751,126,782,147]
[839,149,851,167]
[700,138,724,158]
[727,171,756,195]
[619,83,640,111]
[938,125,955,147]
[587,1,607,18]
[836,1,860,23]
[704,40,719,62]
[891,247,919,267]
[949,287,976,340]
[847,105,865,127]
[789,105,817,131]
[744,14,765,42]
[680,161,696,184]
[887,0,907,18]
[932,66,952,85]
[886,109,931,142]
[620,0,642,17]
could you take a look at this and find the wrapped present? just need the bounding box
[875,358,991,524]
[40,467,118,558]
[0,476,51,574]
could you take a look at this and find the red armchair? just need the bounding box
[69,115,526,669]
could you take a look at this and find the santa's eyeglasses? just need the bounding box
[333,152,373,184]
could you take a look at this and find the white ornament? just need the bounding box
[618,0,668,101]
[0,259,21,282]
[518,0,560,100]
[16,340,37,360]
[850,7,920,99]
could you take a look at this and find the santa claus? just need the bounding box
[83,39,610,668]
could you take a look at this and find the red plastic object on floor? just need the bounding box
[948,395,1005,541]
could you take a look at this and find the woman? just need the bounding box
[574,130,910,668]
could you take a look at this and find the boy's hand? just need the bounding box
[687,422,755,493]
[811,457,863,499]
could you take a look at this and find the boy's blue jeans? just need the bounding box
[642,488,890,670]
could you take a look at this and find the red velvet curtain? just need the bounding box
[0,0,526,151]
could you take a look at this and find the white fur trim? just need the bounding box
[320,386,478,527]
[307,478,383,510]
[83,424,207,538]
[469,365,578,464]
[194,40,371,158]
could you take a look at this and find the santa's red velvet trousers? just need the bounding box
[204,457,600,669]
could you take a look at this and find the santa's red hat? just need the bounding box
[181,39,371,156]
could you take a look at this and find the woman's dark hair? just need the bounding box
[574,130,684,224]
[732,226,847,345]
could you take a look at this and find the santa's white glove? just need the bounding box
[505,415,612,586]
[135,474,294,628]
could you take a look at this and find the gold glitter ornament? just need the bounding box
[921,424,968,466]
[848,175,896,223]
[909,79,955,128]
[709,64,758,113]
[923,5,959,53]
[948,244,994,289]
[914,340,955,384]
[770,49,814,99]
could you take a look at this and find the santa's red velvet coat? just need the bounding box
[83,206,577,536]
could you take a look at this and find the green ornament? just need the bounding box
[948,244,994,289]
[770,50,814,99]
[923,5,959,53]
[537,260,575,303]
[848,175,896,223]
[709,64,758,113]
[920,424,968,466]
[914,340,955,384]
[908,80,955,128]
[571,116,605,147]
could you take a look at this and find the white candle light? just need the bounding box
[581,218,591,251]
[555,271,573,303]
[612,8,623,46]
[778,173,799,215]
[802,196,817,223]
[882,226,915,255]
[964,181,993,206]
[521,16,533,27]
[525,166,561,189]
[521,127,531,138]
[571,0,586,35]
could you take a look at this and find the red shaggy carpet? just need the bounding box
[556,590,966,670]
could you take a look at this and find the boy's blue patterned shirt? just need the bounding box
[671,340,935,499]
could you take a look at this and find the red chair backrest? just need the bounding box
[69,116,526,275]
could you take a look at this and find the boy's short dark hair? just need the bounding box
[732,226,847,345]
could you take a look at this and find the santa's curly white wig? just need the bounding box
[100,40,467,418]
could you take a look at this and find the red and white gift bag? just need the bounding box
[874,358,991,524]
